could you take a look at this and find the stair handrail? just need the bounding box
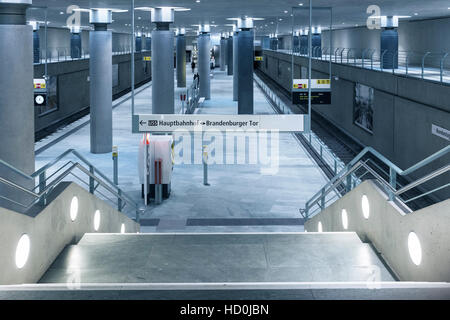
[0,149,140,221]
[304,145,450,218]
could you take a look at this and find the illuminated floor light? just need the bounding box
[408,232,422,266]
[94,210,101,231]
[342,209,349,229]
[15,234,30,269]
[318,221,323,232]
[362,195,370,219]
[70,196,79,221]
[121,224,125,234]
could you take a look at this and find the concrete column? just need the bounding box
[311,32,322,58]
[33,29,39,63]
[227,35,233,76]
[198,27,211,100]
[145,35,152,51]
[232,31,239,101]
[89,9,113,153]
[262,36,270,49]
[0,0,35,191]
[151,8,175,113]
[220,36,227,71]
[380,16,398,69]
[293,34,300,53]
[237,29,254,114]
[70,27,82,59]
[135,35,142,52]
[270,36,278,51]
[300,34,308,55]
[176,29,186,88]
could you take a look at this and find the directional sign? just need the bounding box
[292,91,331,105]
[134,114,305,133]
[143,56,151,61]
[255,56,264,61]
[292,79,331,105]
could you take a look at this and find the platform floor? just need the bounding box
[38,233,395,284]
[35,67,328,232]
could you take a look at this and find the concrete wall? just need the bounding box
[0,182,139,285]
[33,52,151,139]
[304,180,450,282]
[257,50,450,200]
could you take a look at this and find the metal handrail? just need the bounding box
[0,150,140,221]
[304,145,450,218]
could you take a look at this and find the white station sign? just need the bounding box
[137,114,305,132]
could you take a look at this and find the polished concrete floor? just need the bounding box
[35,66,329,232]
[39,232,395,284]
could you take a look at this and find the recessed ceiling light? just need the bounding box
[299,3,304,6]
[414,13,418,15]
[196,0,200,3]
[284,10,288,14]
[59,11,64,15]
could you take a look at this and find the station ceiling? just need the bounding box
[29,0,450,35]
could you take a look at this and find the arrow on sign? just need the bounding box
[139,120,146,126]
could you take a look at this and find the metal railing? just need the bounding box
[0,149,141,222]
[302,145,450,219]
[274,47,450,84]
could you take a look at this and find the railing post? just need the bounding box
[440,53,448,83]
[346,174,352,193]
[320,188,325,209]
[362,49,366,68]
[422,52,430,79]
[389,167,397,201]
[406,53,409,76]
[371,51,374,70]
[304,203,309,220]
[39,172,46,206]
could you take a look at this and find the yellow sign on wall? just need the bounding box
[255,56,264,61]
[143,56,151,61]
